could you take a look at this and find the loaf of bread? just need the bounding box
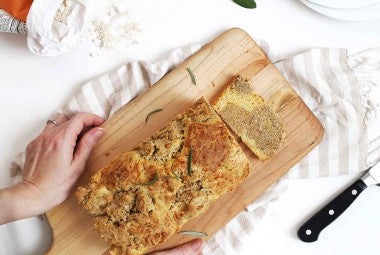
[76,97,250,255]
[212,76,284,161]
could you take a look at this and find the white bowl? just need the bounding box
[301,0,380,21]
[307,0,380,9]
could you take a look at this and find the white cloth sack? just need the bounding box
[1,0,90,55]
[7,45,380,254]
[27,0,90,56]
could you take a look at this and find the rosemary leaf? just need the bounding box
[139,172,159,186]
[187,148,192,176]
[145,109,163,125]
[186,68,197,85]
[233,0,256,9]
[180,231,208,237]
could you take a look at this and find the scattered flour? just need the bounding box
[86,0,141,55]
[52,0,142,56]
[89,4,140,50]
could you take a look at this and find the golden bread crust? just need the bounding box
[76,97,250,255]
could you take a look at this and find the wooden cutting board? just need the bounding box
[45,28,323,255]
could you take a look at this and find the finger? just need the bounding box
[72,127,105,168]
[66,113,105,137]
[44,114,69,131]
[150,239,203,255]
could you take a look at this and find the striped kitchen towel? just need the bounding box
[9,45,380,254]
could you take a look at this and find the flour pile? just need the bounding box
[87,0,141,54]
[52,0,141,55]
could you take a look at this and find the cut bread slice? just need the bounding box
[212,76,284,161]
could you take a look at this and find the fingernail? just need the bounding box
[94,127,105,137]
[191,238,203,250]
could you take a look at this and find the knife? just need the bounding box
[297,162,380,242]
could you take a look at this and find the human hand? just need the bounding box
[0,113,105,224]
[149,239,203,255]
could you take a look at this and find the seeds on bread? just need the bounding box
[212,76,284,161]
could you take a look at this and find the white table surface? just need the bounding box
[1,0,380,254]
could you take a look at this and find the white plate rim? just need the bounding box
[307,0,380,10]
[301,0,380,21]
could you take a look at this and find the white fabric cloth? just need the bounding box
[278,48,368,178]
[348,48,380,166]
[27,0,90,56]
[6,45,380,254]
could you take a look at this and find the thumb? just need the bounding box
[151,239,203,255]
[73,127,105,166]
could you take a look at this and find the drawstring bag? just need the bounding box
[0,0,90,56]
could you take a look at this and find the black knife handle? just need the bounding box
[297,179,367,242]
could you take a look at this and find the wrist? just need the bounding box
[0,182,42,225]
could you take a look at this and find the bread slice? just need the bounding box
[212,76,284,161]
[76,97,250,255]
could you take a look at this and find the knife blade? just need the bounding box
[297,162,380,242]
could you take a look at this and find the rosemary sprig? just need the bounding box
[180,231,208,237]
[187,148,192,176]
[145,109,163,125]
[139,172,159,186]
[186,67,197,85]
[233,0,256,9]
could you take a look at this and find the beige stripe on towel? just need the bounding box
[275,49,367,178]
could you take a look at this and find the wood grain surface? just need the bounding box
[45,28,324,255]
